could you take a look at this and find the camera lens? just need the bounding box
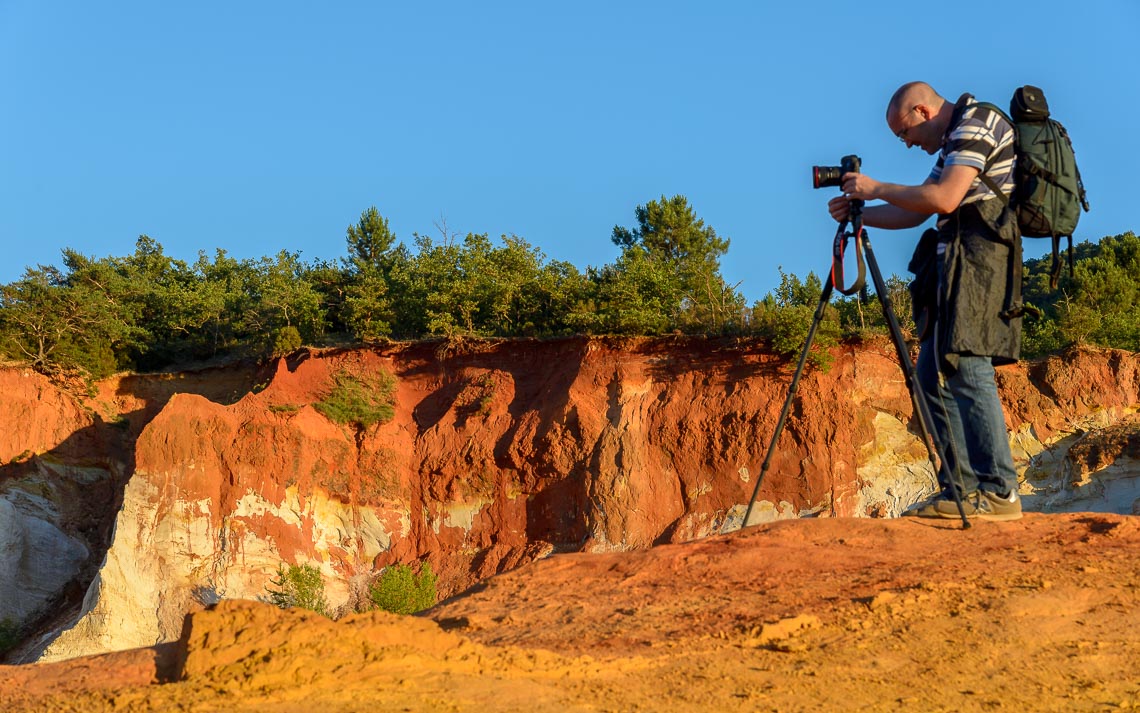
[813,166,842,189]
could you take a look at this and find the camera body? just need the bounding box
[812,154,861,189]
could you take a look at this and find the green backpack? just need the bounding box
[978,86,1090,289]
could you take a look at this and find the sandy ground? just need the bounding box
[2,512,1139,712]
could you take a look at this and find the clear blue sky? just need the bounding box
[2,1,1137,302]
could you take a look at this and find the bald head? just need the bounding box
[885,81,954,153]
[887,82,944,121]
[889,80,943,112]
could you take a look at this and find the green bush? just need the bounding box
[314,369,396,428]
[266,563,330,616]
[369,561,437,615]
[271,325,303,358]
[751,269,839,372]
[754,302,838,372]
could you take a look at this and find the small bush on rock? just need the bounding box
[315,369,396,429]
[266,563,330,617]
[369,561,437,615]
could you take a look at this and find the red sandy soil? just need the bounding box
[2,512,1139,712]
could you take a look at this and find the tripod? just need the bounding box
[741,199,970,528]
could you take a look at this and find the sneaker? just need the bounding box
[974,489,1023,521]
[902,491,978,519]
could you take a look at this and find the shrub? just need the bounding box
[266,563,330,616]
[755,303,838,372]
[315,370,397,429]
[369,561,437,615]
[271,325,303,357]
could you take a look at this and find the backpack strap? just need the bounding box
[977,172,1008,207]
[965,101,1034,316]
[971,100,1014,206]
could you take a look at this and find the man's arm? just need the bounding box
[859,202,932,229]
[827,176,936,229]
[843,164,981,216]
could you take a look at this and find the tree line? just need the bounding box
[0,195,1135,380]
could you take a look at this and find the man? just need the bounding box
[828,81,1022,521]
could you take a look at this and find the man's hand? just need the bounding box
[841,172,882,201]
[828,195,851,223]
[828,172,884,223]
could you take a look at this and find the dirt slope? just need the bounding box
[3,512,1138,712]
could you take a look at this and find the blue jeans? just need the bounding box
[916,337,1018,497]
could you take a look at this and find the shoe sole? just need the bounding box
[904,505,977,519]
[975,510,1023,522]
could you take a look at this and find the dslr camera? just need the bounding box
[812,155,861,189]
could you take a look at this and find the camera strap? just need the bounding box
[831,221,866,296]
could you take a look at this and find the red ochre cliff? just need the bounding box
[0,336,1136,663]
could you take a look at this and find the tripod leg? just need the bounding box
[741,275,835,528]
[860,232,971,528]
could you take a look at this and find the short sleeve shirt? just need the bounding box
[930,96,1016,227]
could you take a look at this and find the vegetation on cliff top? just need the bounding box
[0,197,1135,380]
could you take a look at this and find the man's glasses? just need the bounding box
[895,106,921,143]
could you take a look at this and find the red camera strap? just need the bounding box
[831,226,866,296]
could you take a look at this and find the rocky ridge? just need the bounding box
[0,337,1135,664]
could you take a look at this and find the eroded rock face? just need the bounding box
[1,339,1136,662]
[0,496,88,625]
[0,369,127,649]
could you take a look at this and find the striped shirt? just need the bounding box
[930,96,1015,227]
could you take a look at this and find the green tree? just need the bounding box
[342,207,400,341]
[524,259,590,336]
[0,263,128,377]
[0,618,19,655]
[307,257,352,338]
[612,195,740,331]
[0,267,80,369]
[240,251,325,353]
[190,248,258,358]
[410,232,474,337]
[271,325,303,357]
[346,206,398,271]
[1022,232,1140,356]
[480,234,545,335]
[589,246,680,335]
[78,237,224,369]
[406,231,545,338]
[611,195,729,281]
[343,269,393,341]
[832,274,915,338]
[380,244,419,337]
